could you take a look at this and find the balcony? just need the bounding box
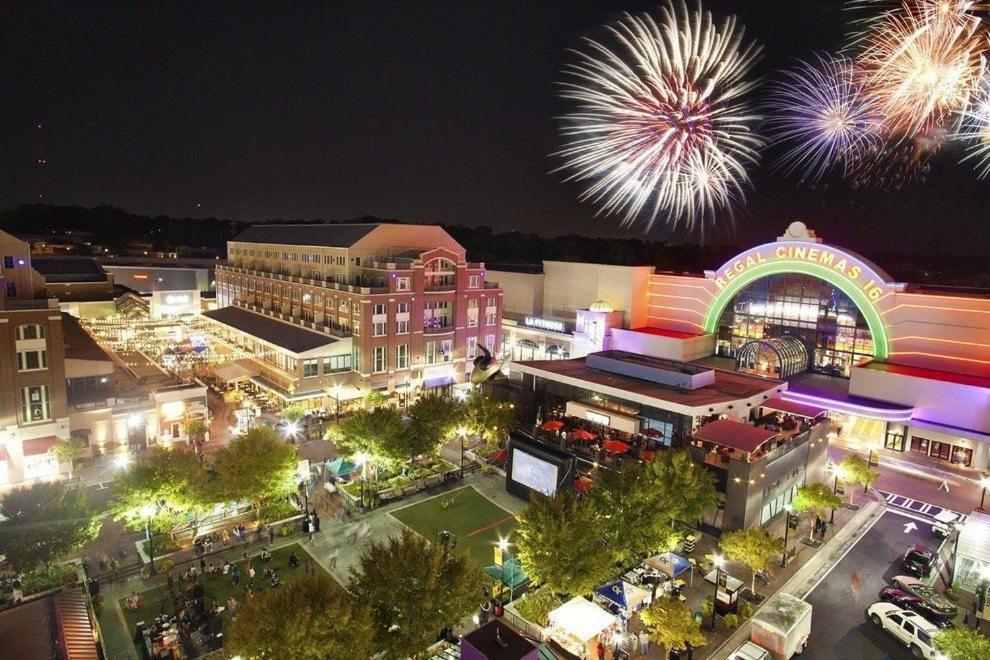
[219,264,387,294]
[424,283,456,292]
[3,298,60,311]
[423,323,455,335]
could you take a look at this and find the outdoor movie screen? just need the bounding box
[510,448,559,496]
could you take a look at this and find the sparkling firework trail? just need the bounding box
[554,0,763,235]
[764,55,883,182]
[955,74,990,176]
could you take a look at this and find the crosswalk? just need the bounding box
[877,489,968,525]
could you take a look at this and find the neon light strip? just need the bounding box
[889,351,990,366]
[646,315,706,329]
[647,294,712,304]
[893,336,990,349]
[702,261,890,359]
[882,304,990,316]
[649,305,706,317]
[648,283,716,296]
[781,391,913,422]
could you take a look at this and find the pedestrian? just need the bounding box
[199,557,206,574]
[329,548,339,568]
[247,564,255,579]
[639,630,650,654]
[166,572,175,596]
[850,569,862,602]
[268,525,275,543]
[231,564,240,587]
[222,560,231,575]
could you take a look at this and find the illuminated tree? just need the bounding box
[839,454,880,503]
[792,483,844,542]
[647,449,722,532]
[462,390,515,449]
[327,406,405,466]
[641,597,707,654]
[720,528,785,593]
[0,481,99,572]
[215,427,298,519]
[934,627,990,660]
[51,436,87,479]
[591,462,678,562]
[406,393,463,458]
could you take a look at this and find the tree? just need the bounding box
[792,483,845,541]
[839,454,880,504]
[515,490,614,596]
[327,406,406,466]
[227,574,374,658]
[406,393,463,458]
[641,597,707,654]
[349,528,486,659]
[363,389,389,409]
[934,627,990,659]
[462,390,515,449]
[111,446,216,534]
[590,462,678,563]
[182,418,209,449]
[51,436,87,479]
[720,528,785,593]
[279,404,305,423]
[215,427,298,519]
[0,481,99,573]
[647,449,722,533]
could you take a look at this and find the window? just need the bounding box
[468,315,479,328]
[2,256,13,268]
[353,321,361,336]
[487,297,497,307]
[21,385,51,423]
[373,303,386,315]
[396,319,409,334]
[468,299,479,308]
[441,339,452,358]
[467,337,477,360]
[396,277,411,292]
[322,354,351,373]
[355,257,361,266]
[373,321,386,336]
[426,340,437,364]
[17,349,47,371]
[16,324,45,340]
[485,334,495,352]
[396,302,409,314]
[302,358,319,377]
[468,274,480,288]
[396,344,409,369]
[486,309,497,325]
[352,347,362,372]
[373,346,387,373]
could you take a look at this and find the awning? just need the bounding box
[548,597,616,642]
[695,419,779,453]
[761,396,827,419]
[22,436,58,457]
[326,457,359,477]
[424,376,454,388]
[595,580,650,611]
[484,557,529,589]
[644,552,692,579]
[213,359,259,384]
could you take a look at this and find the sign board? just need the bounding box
[524,316,566,333]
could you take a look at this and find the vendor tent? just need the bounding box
[326,457,359,478]
[485,557,529,591]
[212,359,258,384]
[548,597,616,643]
[645,552,693,581]
[595,580,650,612]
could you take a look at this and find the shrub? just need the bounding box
[258,499,299,525]
[514,588,558,627]
[724,613,739,629]
[21,564,78,596]
[738,599,755,620]
[699,596,714,618]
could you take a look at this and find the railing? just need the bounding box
[423,323,455,334]
[3,298,59,310]
[424,283,456,292]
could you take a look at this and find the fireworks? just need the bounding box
[858,4,985,137]
[956,75,990,176]
[555,1,763,234]
[764,55,882,182]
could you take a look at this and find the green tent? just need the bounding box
[485,556,529,590]
[327,457,359,477]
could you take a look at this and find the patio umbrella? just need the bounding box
[541,420,565,431]
[574,477,593,494]
[603,440,630,454]
[570,429,597,441]
[640,450,655,462]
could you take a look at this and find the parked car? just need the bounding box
[728,641,772,660]
[867,602,941,658]
[931,510,960,538]
[901,544,939,577]
[889,577,959,622]
[878,588,956,627]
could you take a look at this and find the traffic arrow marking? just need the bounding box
[903,522,918,533]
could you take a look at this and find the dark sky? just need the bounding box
[3,1,989,255]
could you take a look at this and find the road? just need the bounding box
[803,508,950,660]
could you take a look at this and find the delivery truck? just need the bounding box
[748,592,812,660]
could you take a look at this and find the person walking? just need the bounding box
[166,572,175,596]
[639,630,649,655]
[231,563,240,587]
[268,525,275,543]
[850,569,862,602]
[329,547,339,568]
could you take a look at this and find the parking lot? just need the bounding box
[803,508,951,659]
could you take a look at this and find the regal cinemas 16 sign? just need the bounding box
[712,244,889,301]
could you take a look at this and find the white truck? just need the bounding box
[747,592,812,660]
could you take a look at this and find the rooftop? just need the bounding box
[861,360,990,389]
[513,355,781,411]
[695,419,779,453]
[202,305,338,354]
[629,326,707,340]
[231,223,381,247]
[461,620,537,659]
[31,257,108,282]
[61,313,113,362]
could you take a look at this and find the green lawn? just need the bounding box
[118,543,340,649]
[390,486,516,567]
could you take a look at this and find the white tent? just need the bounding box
[547,596,616,643]
[213,359,258,384]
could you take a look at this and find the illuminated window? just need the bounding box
[21,385,51,423]
[16,324,45,340]
[396,344,409,370]
[373,346,387,373]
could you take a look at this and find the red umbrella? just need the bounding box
[603,440,630,454]
[491,449,508,464]
[640,450,655,462]
[570,429,597,441]
[541,420,565,431]
[574,477,593,494]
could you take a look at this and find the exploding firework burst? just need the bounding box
[764,55,883,182]
[845,1,989,48]
[555,0,763,234]
[858,3,986,137]
[955,74,990,175]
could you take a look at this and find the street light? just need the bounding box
[782,504,794,568]
[355,452,370,509]
[330,384,342,423]
[709,554,725,631]
[829,464,846,525]
[978,474,990,512]
[458,426,469,478]
[140,503,158,575]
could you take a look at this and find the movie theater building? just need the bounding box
[507,221,990,473]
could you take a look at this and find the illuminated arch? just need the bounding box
[703,261,890,360]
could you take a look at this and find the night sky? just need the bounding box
[3,1,989,255]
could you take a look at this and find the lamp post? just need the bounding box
[782,504,794,568]
[458,426,468,478]
[829,464,845,525]
[978,475,990,512]
[355,452,369,509]
[709,555,725,631]
[331,384,342,423]
[140,503,158,575]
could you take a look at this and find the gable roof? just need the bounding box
[231,223,381,248]
[694,419,779,453]
[201,306,337,354]
[32,258,108,282]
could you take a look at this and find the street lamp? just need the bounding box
[829,464,846,524]
[140,503,158,575]
[355,452,370,509]
[331,384,342,423]
[978,474,990,512]
[709,554,725,631]
[458,426,469,478]
[782,504,794,568]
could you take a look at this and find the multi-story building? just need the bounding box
[0,230,70,486]
[207,223,502,408]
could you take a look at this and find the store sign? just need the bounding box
[524,316,566,333]
[713,244,888,301]
[586,410,611,426]
[164,294,190,305]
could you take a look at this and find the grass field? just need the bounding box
[390,486,516,567]
[118,543,340,650]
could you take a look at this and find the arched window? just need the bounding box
[16,324,45,341]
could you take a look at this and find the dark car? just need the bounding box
[878,588,956,627]
[901,544,938,577]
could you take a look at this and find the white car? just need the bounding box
[867,602,941,658]
[728,641,772,660]
[892,575,924,590]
